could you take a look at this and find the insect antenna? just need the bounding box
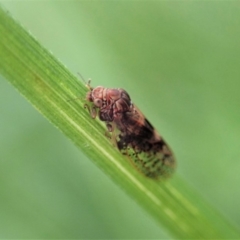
[67,72,93,103]
[77,72,92,90]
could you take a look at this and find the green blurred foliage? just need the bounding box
[0,1,240,238]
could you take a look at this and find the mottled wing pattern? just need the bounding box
[115,104,175,178]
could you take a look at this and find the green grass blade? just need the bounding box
[0,6,239,238]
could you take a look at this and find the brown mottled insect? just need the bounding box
[84,81,176,178]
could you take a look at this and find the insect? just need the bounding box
[84,80,176,178]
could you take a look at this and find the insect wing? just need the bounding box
[116,105,175,178]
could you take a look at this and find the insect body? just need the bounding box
[85,83,176,178]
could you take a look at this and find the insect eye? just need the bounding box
[94,98,102,107]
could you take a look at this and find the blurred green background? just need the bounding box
[0,1,240,238]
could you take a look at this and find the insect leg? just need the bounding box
[84,104,97,119]
[105,122,119,148]
[106,122,114,132]
[104,122,113,140]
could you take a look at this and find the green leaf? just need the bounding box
[0,6,239,238]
